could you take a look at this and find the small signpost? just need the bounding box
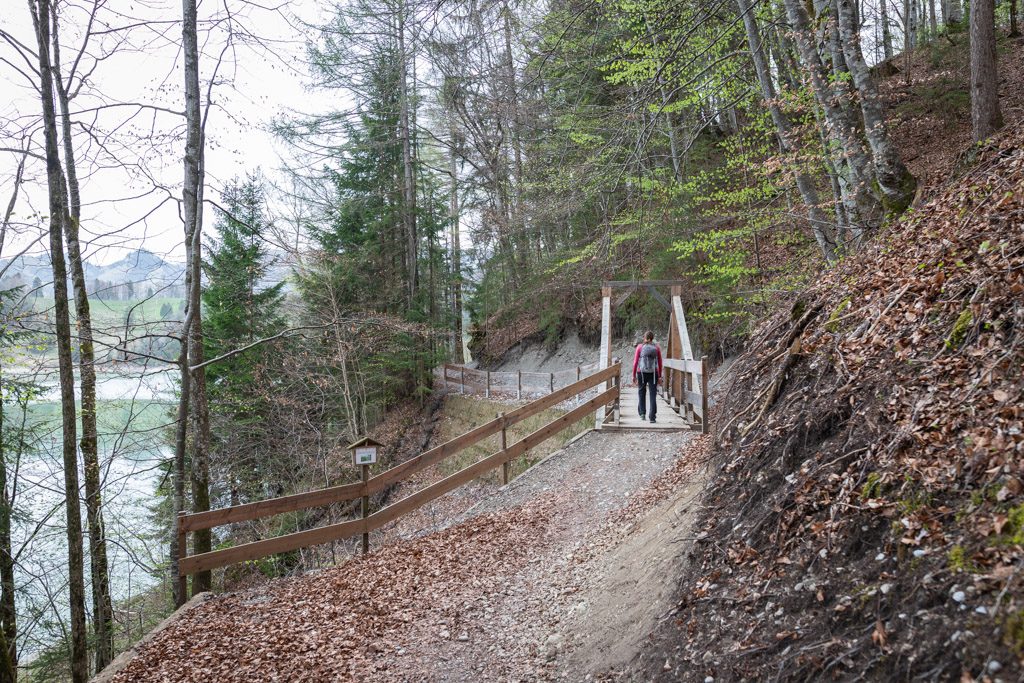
[348,436,382,554]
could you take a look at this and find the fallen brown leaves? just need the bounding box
[110,501,555,683]
[633,87,1024,682]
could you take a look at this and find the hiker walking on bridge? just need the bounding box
[632,330,663,423]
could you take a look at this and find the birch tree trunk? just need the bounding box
[50,12,114,669]
[783,0,882,237]
[970,0,1003,141]
[836,0,918,217]
[737,0,837,261]
[29,0,88,677]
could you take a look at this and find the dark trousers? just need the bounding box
[638,371,658,419]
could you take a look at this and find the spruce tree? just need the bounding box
[202,173,285,499]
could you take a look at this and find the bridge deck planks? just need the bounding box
[602,386,692,431]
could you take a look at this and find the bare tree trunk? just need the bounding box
[50,11,114,669]
[398,4,418,308]
[0,361,15,683]
[448,126,464,363]
[836,0,918,217]
[945,0,964,23]
[1010,0,1020,37]
[0,153,22,683]
[970,0,1004,140]
[647,26,683,181]
[738,0,837,261]
[929,0,938,36]
[29,0,88,677]
[188,321,212,594]
[0,630,12,683]
[913,0,921,46]
[179,0,212,598]
[881,0,895,58]
[171,340,190,608]
[783,0,882,237]
[501,2,535,260]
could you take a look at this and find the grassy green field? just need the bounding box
[21,296,183,362]
[86,297,185,325]
[27,296,184,324]
[435,395,591,482]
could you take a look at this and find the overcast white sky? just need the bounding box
[0,0,326,265]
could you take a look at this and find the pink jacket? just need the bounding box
[632,343,663,380]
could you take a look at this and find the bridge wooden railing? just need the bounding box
[176,363,621,587]
[661,357,709,434]
[440,362,601,399]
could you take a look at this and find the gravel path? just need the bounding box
[378,428,704,682]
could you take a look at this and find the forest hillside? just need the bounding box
[100,74,1023,681]
[1,0,1023,678]
[631,103,1024,682]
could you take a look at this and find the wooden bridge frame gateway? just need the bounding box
[597,281,709,433]
[175,363,621,589]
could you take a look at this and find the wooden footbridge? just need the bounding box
[595,280,708,434]
[443,280,708,432]
[175,281,707,593]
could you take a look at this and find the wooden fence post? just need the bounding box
[597,286,612,428]
[461,367,466,395]
[612,370,620,424]
[684,374,692,421]
[701,356,710,434]
[549,372,554,394]
[500,412,510,485]
[517,370,522,400]
[361,464,370,553]
[176,512,187,603]
[486,371,491,398]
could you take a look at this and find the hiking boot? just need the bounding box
[649,416,657,423]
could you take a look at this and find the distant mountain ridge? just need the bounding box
[0,247,293,300]
[0,248,185,299]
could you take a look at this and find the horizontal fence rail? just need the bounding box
[440,362,602,399]
[177,364,621,576]
[660,356,709,433]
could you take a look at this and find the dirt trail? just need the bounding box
[380,430,708,681]
[107,373,718,683]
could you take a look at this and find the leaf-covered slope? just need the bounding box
[634,126,1024,680]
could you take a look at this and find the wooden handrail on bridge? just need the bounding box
[176,363,621,578]
[661,357,710,434]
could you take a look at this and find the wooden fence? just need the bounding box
[440,362,602,399]
[176,363,621,588]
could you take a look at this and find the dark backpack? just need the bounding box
[638,343,658,374]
